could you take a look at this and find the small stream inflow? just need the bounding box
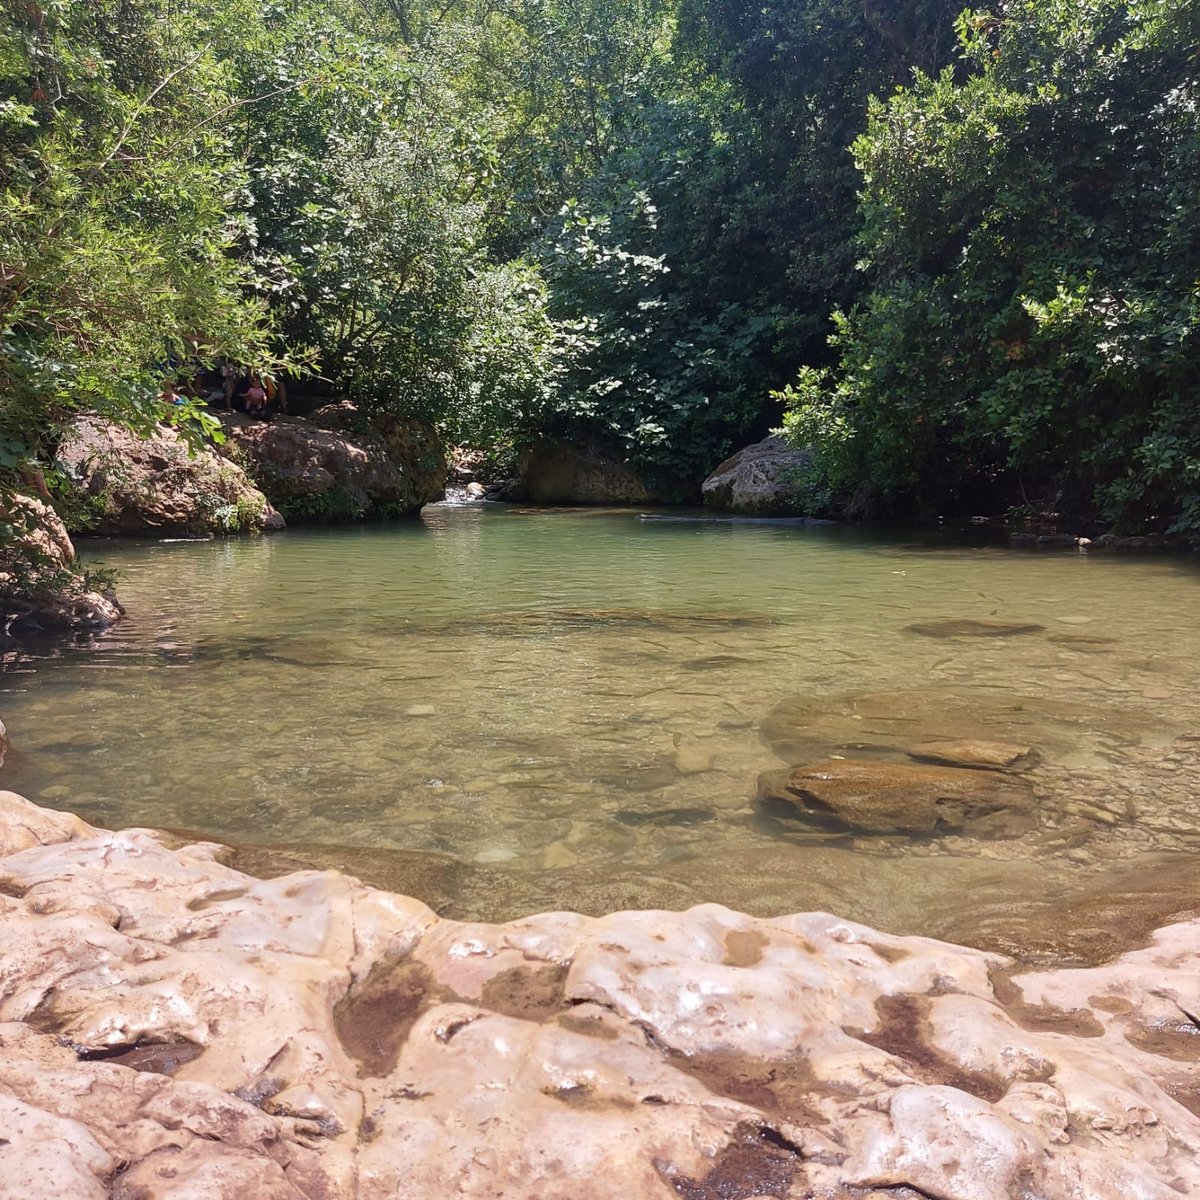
[4,506,1200,962]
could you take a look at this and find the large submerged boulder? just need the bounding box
[221,409,445,520]
[0,492,123,635]
[56,417,283,537]
[0,792,1198,1198]
[758,758,1037,837]
[701,436,814,515]
[519,441,681,505]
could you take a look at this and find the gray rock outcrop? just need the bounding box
[701,436,814,514]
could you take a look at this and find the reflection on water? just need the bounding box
[3,506,1200,960]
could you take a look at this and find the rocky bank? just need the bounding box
[54,408,448,538]
[0,493,122,636]
[1,790,1198,1199]
[220,406,446,521]
[57,416,284,537]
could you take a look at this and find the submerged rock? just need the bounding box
[760,687,1143,767]
[0,492,123,635]
[757,758,1037,837]
[905,617,1046,638]
[0,792,1199,1198]
[907,739,1039,772]
[56,416,283,537]
[701,436,815,515]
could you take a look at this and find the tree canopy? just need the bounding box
[2,0,1196,530]
[781,0,1200,532]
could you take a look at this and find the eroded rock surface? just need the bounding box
[0,791,1198,1199]
[0,492,123,634]
[57,416,283,537]
[222,410,445,520]
[701,436,814,515]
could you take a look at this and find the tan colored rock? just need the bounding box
[0,791,97,856]
[758,758,1036,836]
[908,739,1039,772]
[761,687,1145,766]
[57,417,283,536]
[1,794,1200,1199]
[305,402,449,507]
[223,411,443,519]
[0,491,74,569]
[0,492,124,633]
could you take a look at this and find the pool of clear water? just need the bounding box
[4,506,1200,959]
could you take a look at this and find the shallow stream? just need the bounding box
[4,506,1200,962]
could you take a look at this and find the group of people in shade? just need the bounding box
[164,364,287,420]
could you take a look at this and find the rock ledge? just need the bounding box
[0,790,1197,1199]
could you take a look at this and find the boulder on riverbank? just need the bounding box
[519,440,683,505]
[56,417,283,537]
[1,791,1199,1199]
[220,409,446,520]
[701,436,815,515]
[0,492,123,636]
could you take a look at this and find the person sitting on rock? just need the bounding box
[245,378,268,419]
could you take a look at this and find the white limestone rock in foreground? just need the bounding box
[0,790,1197,1199]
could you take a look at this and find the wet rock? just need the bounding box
[905,618,1046,638]
[221,410,445,520]
[701,436,815,515]
[3,794,1200,1198]
[56,417,283,537]
[761,688,1143,767]
[613,807,717,827]
[757,759,1036,837]
[484,478,530,503]
[518,440,683,505]
[907,740,1039,772]
[0,492,124,634]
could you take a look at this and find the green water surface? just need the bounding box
[4,506,1200,957]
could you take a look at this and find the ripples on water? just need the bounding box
[3,506,1200,961]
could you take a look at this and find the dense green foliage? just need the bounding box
[2,0,1197,529]
[783,0,1200,531]
[0,0,280,475]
